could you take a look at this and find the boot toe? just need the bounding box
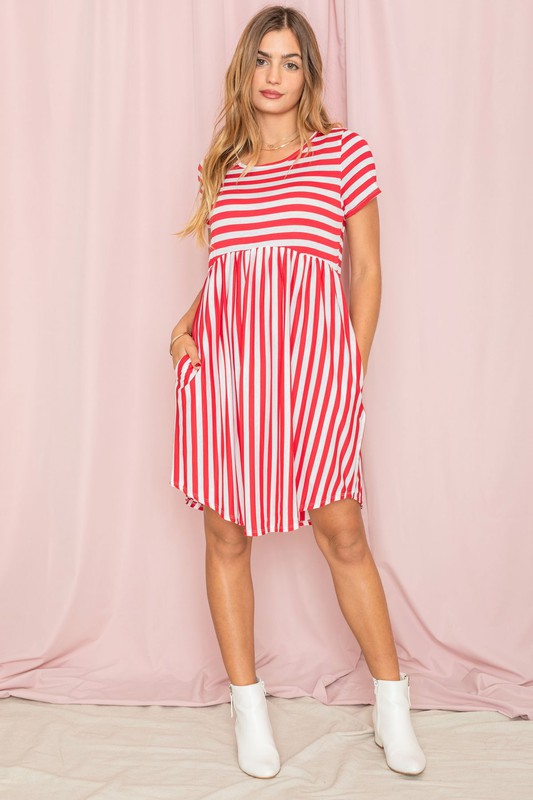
[387,745,426,775]
[239,745,281,778]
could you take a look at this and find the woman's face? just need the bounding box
[250,28,305,122]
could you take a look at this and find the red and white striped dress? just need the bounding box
[170,127,382,536]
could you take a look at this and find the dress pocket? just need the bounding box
[175,353,201,391]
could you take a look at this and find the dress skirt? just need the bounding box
[170,244,366,537]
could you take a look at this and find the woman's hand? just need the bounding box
[171,332,201,370]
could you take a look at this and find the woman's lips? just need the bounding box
[260,90,283,98]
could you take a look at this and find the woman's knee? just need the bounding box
[203,504,251,556]
[320,529,368,562]
[309,498,368,561]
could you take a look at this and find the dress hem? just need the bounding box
[169,481,363,537]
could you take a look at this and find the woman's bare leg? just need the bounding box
[308,498,400,680]
[203,504,257,685]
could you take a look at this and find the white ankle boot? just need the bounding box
[372,672,426,775]
[229,675,281,779]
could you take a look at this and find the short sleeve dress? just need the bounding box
[170,127,382,537]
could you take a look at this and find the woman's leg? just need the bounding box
[203,504,257,685]
[308,498,400,680]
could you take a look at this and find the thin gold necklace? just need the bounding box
[260,131,299,151]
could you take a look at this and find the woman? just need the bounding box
[169,5,426,780]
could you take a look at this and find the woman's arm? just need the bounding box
[346,198,382,377]
[169,288,203,365]
[171,288,203,337]
[170,226,210,363]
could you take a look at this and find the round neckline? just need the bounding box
[236,130,320,169]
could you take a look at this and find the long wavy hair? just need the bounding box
[174,5,343,249]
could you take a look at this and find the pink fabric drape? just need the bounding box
[0,0,531,719]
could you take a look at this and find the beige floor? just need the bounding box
[0,695,531,799]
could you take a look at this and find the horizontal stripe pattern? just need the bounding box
[199,127,381,269]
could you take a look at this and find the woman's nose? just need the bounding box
[266,65,281,83]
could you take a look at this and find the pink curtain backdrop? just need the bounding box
[0,0,531,719]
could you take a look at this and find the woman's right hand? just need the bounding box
[171,332,201,371]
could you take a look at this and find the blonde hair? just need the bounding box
[174,4,344,249]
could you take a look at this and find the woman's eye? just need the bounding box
[255,58,299,70]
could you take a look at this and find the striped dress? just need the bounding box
[170,126,382,536]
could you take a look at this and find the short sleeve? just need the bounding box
[340,130,382,218]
